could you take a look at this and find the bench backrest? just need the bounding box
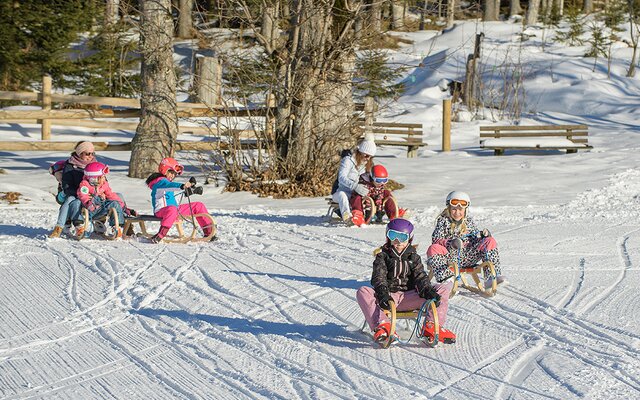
[479,124,589,144]
[366,122,423,143]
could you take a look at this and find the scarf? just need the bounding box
[68,153,95,169]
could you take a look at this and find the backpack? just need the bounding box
[49,160,67,204]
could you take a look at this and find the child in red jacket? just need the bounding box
[349,164,406,226]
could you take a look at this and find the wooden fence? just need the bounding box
[0,76,424,152]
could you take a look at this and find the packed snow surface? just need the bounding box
[1,20,640,399]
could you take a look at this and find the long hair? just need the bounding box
[354,149,374,172]
[438,207,468,235]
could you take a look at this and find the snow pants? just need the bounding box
[350,190,398,220]
[332,189,352,219]
[88,200,124,228]
[356,282,453,331]
[427,237,502,283]
[155,202,213,236]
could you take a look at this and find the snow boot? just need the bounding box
[351,210,365,227]
[373,322,391,342]
[151,226,171,244]
[49,225,63,238]
[422,321,456,344]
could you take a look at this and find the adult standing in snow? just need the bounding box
[330,138,376,225]
[427,191,506,288]
[49,141,97,238]
[356,218,456,344]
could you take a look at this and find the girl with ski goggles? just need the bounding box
[448,198,468,208]
[373,176,388,185]
[386,229,410,243]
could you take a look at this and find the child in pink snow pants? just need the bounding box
[427,191,505,287]
[145,157,214,243]
[356,218,456,344]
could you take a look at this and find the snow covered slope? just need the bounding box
[1,19,640,399]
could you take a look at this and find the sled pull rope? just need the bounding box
[391,299,439,346]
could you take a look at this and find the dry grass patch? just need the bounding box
[1,192,22,204]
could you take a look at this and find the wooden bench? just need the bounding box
[367,122,427,158]
[479,124,592,155]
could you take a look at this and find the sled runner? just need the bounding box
[123,213,217,243]
[325,196,400,225]
[79,207,122,240]
[363,298,440,348]
[429,260,497,297]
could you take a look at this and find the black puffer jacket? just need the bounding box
[371,243,432,300]
[61,162,85,197]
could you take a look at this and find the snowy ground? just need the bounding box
[2,20,640,399]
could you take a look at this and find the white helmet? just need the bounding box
[446,191,470,207]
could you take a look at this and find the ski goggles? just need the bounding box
[168,165,184,175]
[448,198,469,208]
[373,177,388,184]
[386,229,410,243]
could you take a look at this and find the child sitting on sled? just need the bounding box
[349,164,406,226]
[426,191,505,288]
[76,161,134,239]
[145,157,215,243]
[356,218,456,344]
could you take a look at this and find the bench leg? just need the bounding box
[494,149,504,156]
[407,146,417,158]
[567,149,577,154]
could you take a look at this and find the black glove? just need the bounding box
[184,186,203,197]
[376,290,392,311]
[189,176,197,186]
[450,237,463,249]
[481,229,491,238]
[420,286,441,307]
[125,208,138,217]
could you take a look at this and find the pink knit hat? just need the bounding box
[75,141,95,156]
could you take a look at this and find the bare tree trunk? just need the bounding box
[446,0,455,28]
[484,0,499,21]
[510,0,522,16]
[391,0,405,30]
[105,0,120,26]
[526,0,541,25]
[629,17,639,77]
[370,0,382,33]
[261,2,279,50]
[554,0,564,16]
[177,0,194,38]
[129,0,178,178]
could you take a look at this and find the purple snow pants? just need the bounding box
[356,281,453,331]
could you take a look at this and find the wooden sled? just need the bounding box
[325,195,397,225]
[80,207,122,240]
[363,298,440,348]
[123,213,217,243]
[429,261,497,298]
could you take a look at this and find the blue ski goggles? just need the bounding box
[373,177,388,184]
[386,229,410,243]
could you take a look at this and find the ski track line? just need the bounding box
[139,310,370,400]
[494,340,559,400]
[135,317,273,399]
[534,356,585,398]
[424,338,557,399]
[559,258,586,309]
[0,241,169,357]
[505,286,640,350]
[4,344,164,400]
[473,291,640,391]
[575,229,639,316]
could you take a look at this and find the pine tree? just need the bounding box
[0,0,96,91]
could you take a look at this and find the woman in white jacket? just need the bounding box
[331,139,377,223]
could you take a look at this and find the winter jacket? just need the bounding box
[147,176,184,213]
[77,179,124,211]
[333,154,366,195]
[371,244,432,299]
[431,214,480,248]
[61,162,86,197]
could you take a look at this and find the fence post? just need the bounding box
[194,54,222,107]
[442,98,451,151]
[39,75,52,140]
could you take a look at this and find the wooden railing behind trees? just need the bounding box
[0,76,426,155]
